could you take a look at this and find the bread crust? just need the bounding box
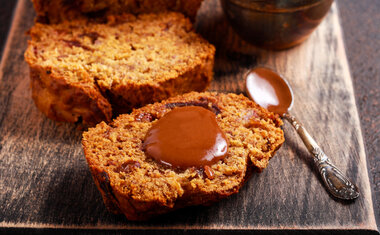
[28,66,112,125]
[32,0,204,24]
[82,92,284,220]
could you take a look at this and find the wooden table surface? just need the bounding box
[0,0,379,233]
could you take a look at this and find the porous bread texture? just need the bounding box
[32,0,204,24]
[82,92,284,220]
[24,12,215,125]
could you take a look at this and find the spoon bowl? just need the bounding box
[245,67,293,115]
[245,66,360,200]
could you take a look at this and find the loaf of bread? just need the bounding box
[32,0,204,24]
[24,12,215,125]
[82,92,284,220]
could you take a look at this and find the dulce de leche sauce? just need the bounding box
[143,106,228,168]
[246,67,293,115]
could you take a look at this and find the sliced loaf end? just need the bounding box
[25,12,215,125]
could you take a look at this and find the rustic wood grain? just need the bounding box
[337,0,380,230]
[0,1,17,61]
[0,0,378,233]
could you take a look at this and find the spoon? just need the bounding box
[245,67,360,200]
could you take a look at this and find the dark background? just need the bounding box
[0,0,379,232]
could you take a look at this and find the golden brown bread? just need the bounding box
[32,0,204,24]
[29,66,113,124]
[24,12,215,125]
[82,92,284,220]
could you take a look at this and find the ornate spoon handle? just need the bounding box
[283,113,359,200]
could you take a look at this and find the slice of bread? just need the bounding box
[32,0,204,24]
[24,12,215,125]
[82,92,284,220]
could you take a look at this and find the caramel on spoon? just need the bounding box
[245,67,359,200]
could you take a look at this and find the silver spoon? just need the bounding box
[245,66,359,200]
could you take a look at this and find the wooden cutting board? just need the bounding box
[0,0,377,233]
